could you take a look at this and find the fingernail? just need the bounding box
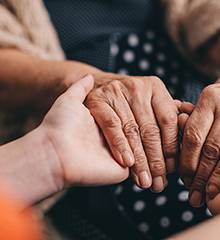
[183,177,192,188]
[139,171,152,188]
[152,176,164,193]
[190,191,202,207]
[166,158,176,174]
[207,184,219,200]
[122,151,134,167]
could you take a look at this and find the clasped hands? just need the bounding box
[86,74,220,209]
[41,73,220,214]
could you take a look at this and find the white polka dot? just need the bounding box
[206,208,212,217]
[182,211,194,222]
[155,67,165,77]
[139,59,150,70]
[178,191,189,202]
[133,185,143,193]
[118,204,124,211]
[118,68,129,75]
[138,222,149,233]
[155,196,167,206]
[123,50,135,63]
[157,53,166,62]
[115,185,123,195]
[146,31,155,39]
[143,43,153,54]
[160,217,170,228]
[178,178,184,186]
[110,43,119,56]
[134,200,145,212]
[170,76,179,85]
[128,33,139,47]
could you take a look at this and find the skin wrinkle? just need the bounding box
[87,75,179,191]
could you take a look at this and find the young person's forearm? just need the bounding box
[0,127,62,207]
[0,48,102,108]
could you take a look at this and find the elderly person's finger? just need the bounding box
[180,94,214,189]
[87,75,179,191]
[87,100,134,167]
[178,102,194,115]
[206,160,220,202]
[189,119,220,207]
[128,77,170,192]
[88,81,153,188]
[176,101,194,130]
[131,100,166,192]
[178,113,189,131]
[152,83,179,174]
[207,193,220,215]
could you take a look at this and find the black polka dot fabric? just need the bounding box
[110,28,212,239]
[44,1,214,239]
[44,0,156,71]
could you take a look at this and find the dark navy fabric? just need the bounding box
[45,1,213,240]
[44,0,158,70]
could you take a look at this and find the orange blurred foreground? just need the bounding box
[0,191,41,240]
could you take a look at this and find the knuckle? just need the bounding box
[212,166,220,178]
[110,80,122,90]
[163,139,178,158]
[149,160,165,175]
[86,92,106,108]
[125,78,140,94]
[193,174,207,190]
[180,162,196,179]
[202,142,220,161]
[140,123,160,142]
[202,84,218,99]
[184,125,202,150]
[149,76,165,88]
[134,150,147,167]
[160,113,177,126]
[148,76,162,84]
[123,120,140,138]
[102,116,121,129]
[111,136,126,150]
[87,88,102,100]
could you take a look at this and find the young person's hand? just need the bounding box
[41,74,129,188]
[0,75,128,206]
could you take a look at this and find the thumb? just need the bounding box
[178,113,189,131]
[179,101,195,115]
[65,74,94,102]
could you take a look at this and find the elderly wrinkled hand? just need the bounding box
[86,74,179,192]
[179,82,220,208]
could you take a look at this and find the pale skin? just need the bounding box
[0,75,128,208]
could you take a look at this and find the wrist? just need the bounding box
[0,126,64,206]
[57,60,104,88]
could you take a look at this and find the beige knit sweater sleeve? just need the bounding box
[0,0,64,60]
